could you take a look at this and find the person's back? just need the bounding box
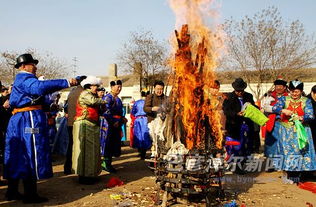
[132,92,152,158]
[223,90,255,132]
[66,85,84,126]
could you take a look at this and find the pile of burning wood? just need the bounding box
[147,25,226,207]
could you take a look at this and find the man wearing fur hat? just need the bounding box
[101,80,127,173]
[223,78,256,172]
[261,77,288,159]
[4,54,77,203]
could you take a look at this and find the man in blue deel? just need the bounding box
[4,53,77,203]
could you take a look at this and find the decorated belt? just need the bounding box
[12,105,42,115]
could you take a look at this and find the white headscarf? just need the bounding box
[80,76,102,88]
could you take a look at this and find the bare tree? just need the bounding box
[0,52,16,83]
[0,49,70,84]
[222,7,316,100]
[116,30,169,91]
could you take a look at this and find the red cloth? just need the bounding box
[225,141,240,146]
[298,182,316,194]
[266,114,277,132]
[280,98,304,123]
[74,102,99,122]
[261,125,267,139]
[266,91,288,132]
[129,114,135,147]
[106,177,124,188]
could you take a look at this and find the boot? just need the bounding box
[102,157,117,173]
[287,171,301,184]
[139,149,147,160]
[23,177,48,204]
[64,126,73,175]
[5,178,23,201]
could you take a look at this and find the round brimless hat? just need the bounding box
[97,87,105,92]
[288,80,303,91]
[110,80,122,86]
[273,76,287,86]
[15,53,39,69]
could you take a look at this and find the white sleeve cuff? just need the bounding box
[264,105,273,113]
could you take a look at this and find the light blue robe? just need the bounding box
[272,96,316,171]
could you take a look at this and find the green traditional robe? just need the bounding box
[72,90,105,177]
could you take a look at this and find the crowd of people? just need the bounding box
[0,53,316,203]
[223,77,316,184]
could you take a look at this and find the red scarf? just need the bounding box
[266,90,288,132]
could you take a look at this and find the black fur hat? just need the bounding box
[289,79,303,91]
[110,80,122,86]
[97,87,105,92]
[274,78,287,86]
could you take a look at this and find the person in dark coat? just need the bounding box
[307,85,316,150]
[143,80,167,123]
[0,81,10,185]
[223,78,256,158]
[0,87,12,163]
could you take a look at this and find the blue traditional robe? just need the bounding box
[100,117,108,157]
[131,99,151,150]
[52,116,69,155]
[101,93,124,157]
[121,107,127,141]
[264,91,288,158]
[272,96,316,171]
[5,71,69,179]
[43,91,60,150]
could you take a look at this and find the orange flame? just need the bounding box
[168,0,224,150]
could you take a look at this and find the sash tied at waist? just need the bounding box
[12,105,42,115]
[113,115,122,119]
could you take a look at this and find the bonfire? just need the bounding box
[149,1,226,206]
[150,0,224,155]
[167,23,223,151]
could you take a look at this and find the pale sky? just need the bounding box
[0,0,315,77]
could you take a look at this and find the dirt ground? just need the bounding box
[0,146,315,207]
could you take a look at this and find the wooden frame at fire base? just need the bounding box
[148,148,226,207]
[144,24,227,207]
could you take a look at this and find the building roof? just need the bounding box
[98,74,139,87]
